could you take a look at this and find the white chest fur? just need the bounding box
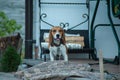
[50,44,65,56]
[49,44,68,61]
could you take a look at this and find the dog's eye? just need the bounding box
[59,30,62,32]
[52,30,56,33]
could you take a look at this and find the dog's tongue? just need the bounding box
[56,38,60,41]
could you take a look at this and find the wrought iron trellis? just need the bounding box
[40,13,89,31]
[39,0,89,30]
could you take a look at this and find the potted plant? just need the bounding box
[0,45,21,72]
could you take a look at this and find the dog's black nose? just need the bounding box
[56,34,60,38]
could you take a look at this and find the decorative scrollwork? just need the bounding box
[59,22,69,28]
[68,13,89,31]
[40,13,88,30]
[40,13,54,27]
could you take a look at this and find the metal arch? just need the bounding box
[40,2,86,5]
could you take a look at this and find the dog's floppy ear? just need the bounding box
[48,29,53,48]
[62,29,66,45]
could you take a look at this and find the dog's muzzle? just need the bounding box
[54,34,61,40]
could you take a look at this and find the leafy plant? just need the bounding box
[0,45,21,72]
[0,11,22,37]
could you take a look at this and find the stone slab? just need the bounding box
[15,61,103,80]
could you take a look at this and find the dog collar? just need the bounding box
[50,39,62,47]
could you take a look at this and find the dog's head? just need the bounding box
[49,26,66,47]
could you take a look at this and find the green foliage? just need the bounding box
[0,45,21,72]
[0,11,22,37]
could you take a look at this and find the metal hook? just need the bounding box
[68,13,88,31]
[40,13,54,27]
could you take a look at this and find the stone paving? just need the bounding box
[0,60,119,80]
[0,72,21,80]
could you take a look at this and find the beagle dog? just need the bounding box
[48,26,68,61]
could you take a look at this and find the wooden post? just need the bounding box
[99,50,104,80]
[34,46,39,59]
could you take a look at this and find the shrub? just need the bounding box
[0,45,21,72]
[0,11,22,37]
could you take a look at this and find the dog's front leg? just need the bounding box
[49,47,55,61]
[63,52,68,61]
[49,51,54,61]
[61,45,68,61]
